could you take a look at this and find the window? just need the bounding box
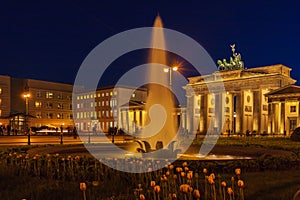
[106,110,109,117]
[110,92,113,96]
[36,91,42,98]
[57,113,63,119]
[0,109,2,116]
[131,93,136,98]
[67,95,72,100]
[77,104,80,109]
[36,112,42,118]
[90,102,94,107]
[106,92,109,96]
[97,93,101,97]
[0,99,2,106]
[47,113,53,119]
[77,96,80,100]
[0,88,2,94]
[290,119,297,131]
[77,112,80,119]
[106,101,109,106]
[57,103,63,109]
[290,106,296,113]
[57,93,62,99]
[46,92,53,98]
[46,102,53,108]
[68,114,73,119]
[69,104,72,110]
[102,93,104,97]
[102,101,104,106]
[35,101,42,108]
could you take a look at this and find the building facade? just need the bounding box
[185,64,296,135]
[0,76,74,133]
[73,85,147,133]
[265,85,300,136]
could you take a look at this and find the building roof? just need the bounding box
[265,85,300,97]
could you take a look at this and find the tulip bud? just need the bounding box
[80,182,86,191]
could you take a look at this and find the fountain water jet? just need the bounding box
[139,15,178,151]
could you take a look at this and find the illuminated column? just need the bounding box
[277,102,281,134]
[298,101,300,127]
[280,102,285,134]
[235,92,242,134]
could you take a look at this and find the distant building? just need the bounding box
[73,85,147,133]
[265,85,300,135]
[0,76,74,133]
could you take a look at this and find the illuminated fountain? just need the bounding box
[135,15,179,157]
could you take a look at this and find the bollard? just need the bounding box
[27,132,31,145]
[60,133,63,144]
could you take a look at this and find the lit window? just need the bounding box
[94,94,96,98]
[90,102,94,107]
[80,96,83,99]
[57,113,63,119]
[106,110,109,117]
[102,101,104,106]
[290,106,296,113]
[68,114,73,119]
[106,92,109,96]
[0,88,2,94]
[102,93,104,97]
[131,93,136,98]
[36,112,42,118]
[46,92,53,98]
[35,101,42,108]
[57,103,63,109]
[77,113,80,119]
[98,111,101,118]
[0,99,2,106]
[110,92,113,96]
[77,96,80,100]
[36,91,42,98]
[47,113,53,119]
[114,91,117,96]
[290,119,297,130]
[57,93,62,99]
[0,109,2,116]
[69,104,72,110]
[106,101,109,106]
[77,104,80,109]
[97,93,101,97]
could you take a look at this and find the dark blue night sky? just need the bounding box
[1,1,300,85]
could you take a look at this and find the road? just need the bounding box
[0,135,134,146]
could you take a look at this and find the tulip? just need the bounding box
[227,187,233,195]
[221,181,226,187]
[235,168,241,176]
[139,194,146,200]
[193,189,201,199]
[150,181,156,188]
[80,182,86,191]
[154,185,160,193]
[182,162,188,167]
[203,168,207,174]
[180,184,190,193]
[238,180,244,188]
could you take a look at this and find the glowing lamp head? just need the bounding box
[172,66,178,71]
[23,93,31,98]
[163,68,169,73]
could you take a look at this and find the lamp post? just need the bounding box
[163,65,178,91]
[23,92,31,145]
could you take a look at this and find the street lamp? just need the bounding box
[163,65,178,91]
[23,92,31,145]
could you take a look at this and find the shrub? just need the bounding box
[290,127,300,141]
